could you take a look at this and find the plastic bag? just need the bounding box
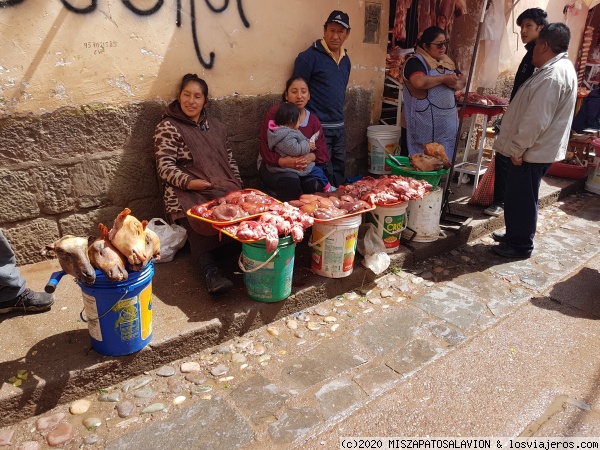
[146,218,187,263]
[468,154,495,206]
[357,223,390,275]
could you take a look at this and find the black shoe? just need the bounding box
[205,267,234,295]
[491,231,507,243]
[492,245,531,259]
[0,288,55,314]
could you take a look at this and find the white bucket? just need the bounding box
[309,214,362,278]
[367,125,402,175]
[585,156,600,195]
[402,188,444,243]
[365,202,408,253]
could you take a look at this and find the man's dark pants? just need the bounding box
[503,160,551,254]
[492,152,510,207]
[323,127,347,187]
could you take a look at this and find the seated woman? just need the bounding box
[259,76,330,202]
[572,87,600,134]
[154,74,243,295]
[401,26,466,159]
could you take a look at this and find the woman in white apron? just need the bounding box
[402,27,466,159]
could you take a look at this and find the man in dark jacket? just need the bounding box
[293,10,351,187]
[484,8,548,217]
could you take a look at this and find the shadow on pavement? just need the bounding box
[541,267,600,319]
[0,329,92,418]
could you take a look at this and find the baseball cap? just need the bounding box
[326,10,350,29]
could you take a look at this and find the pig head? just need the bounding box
[44,235,96,286]
[130,222,161,272]
[108,208,147,266]
[88,224,128,282]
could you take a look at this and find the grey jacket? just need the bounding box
[266,125,314,176]
[493,53,577,163]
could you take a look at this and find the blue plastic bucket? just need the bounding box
[78,262,154,356]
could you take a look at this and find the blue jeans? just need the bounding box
[308,165,330,190]
[0,230,26,303]
[323,126,347,187]
[503,160,551,253]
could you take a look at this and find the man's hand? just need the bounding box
[511,156,523,166]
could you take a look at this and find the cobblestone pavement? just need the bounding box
[1,192,599,449]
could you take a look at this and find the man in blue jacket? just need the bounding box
[293,10,351,187]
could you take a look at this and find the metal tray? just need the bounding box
[457,102,507,110]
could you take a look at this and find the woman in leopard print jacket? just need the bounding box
[153,74,242,295]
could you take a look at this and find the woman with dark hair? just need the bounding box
[401,26,465,159]
[259,76,330,201]
[154,74,243,295]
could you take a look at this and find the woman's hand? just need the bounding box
[443,73,460,89]
[511,156,523,166]
[187,179,213,190]
[279,153,316,171]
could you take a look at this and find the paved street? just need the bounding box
[0,190,599,449]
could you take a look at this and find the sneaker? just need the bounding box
[0,288,55,314]
[204,267,234,295]
[483,204,504,217]
[491,231,507,243]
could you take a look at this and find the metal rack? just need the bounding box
[453,104,506,194]
[380,75,402,127]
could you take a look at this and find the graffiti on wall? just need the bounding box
[0,0,250,69]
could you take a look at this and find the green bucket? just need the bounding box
[239,236,296,302]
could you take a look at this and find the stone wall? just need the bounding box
[0,89,373,264]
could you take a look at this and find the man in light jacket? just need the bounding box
[490,23,577,258]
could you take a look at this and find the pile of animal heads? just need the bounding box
[43,208,161,285]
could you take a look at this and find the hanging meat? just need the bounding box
[437,0,467,35]
[418,0,438,37]
[393,0,414,43]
